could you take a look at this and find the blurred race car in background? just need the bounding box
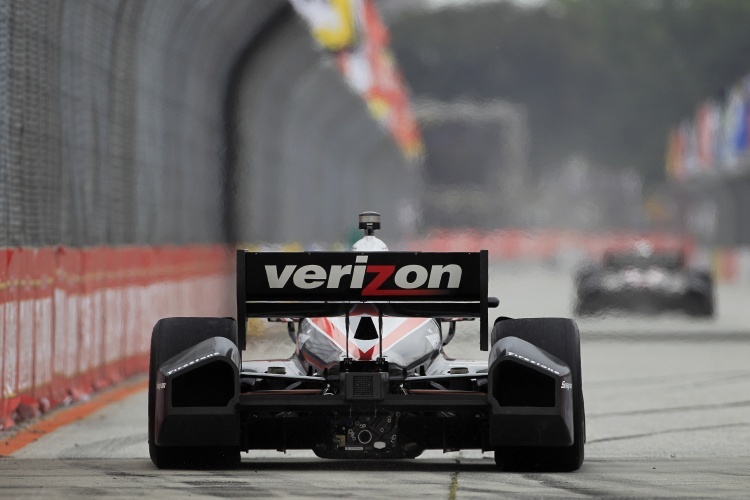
[574,242,714,317]
[148,212,586,472]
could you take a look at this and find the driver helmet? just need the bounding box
[352,211,388,251]
[352,235,388,251]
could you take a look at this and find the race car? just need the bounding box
[148,212,585,471]
[574,243,714,317]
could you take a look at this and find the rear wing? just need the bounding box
[237,250,493,351]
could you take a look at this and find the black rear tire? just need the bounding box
[148,317,240,469]
[491,317,585,472]
[574,300,594,317]
[685,299,714,318]
[685,272,714,318]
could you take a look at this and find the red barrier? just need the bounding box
[52,247,69,406]
[103,247,124,385]
[122,247,143,378]
[81,249,94,390]
[33,248,55,412]
[0,244,233,430]
[63,247,86,402]
[17,250,38,419]
[1,248,14,429]
[90,248,108,390]
[3,250,31,426]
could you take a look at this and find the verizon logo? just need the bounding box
[264,255,462,296]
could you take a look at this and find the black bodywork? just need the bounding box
[574,250,714,317]
[149,250,585,470]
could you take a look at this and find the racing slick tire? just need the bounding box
[683,271,714,318]
[490,317,585,472]
[148,317,241,469]
[684,296,714,318]
[574,299,597,317]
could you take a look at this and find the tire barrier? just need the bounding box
[0,245,233,431]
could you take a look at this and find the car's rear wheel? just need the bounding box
[574,299,595,317]
[148,317,241,469]
[685,295,714,318]
[684,272,714,318]
[491,317,585,472]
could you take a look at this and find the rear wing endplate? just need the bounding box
[237,250,492,351]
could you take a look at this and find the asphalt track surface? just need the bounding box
[2,264,749,498]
